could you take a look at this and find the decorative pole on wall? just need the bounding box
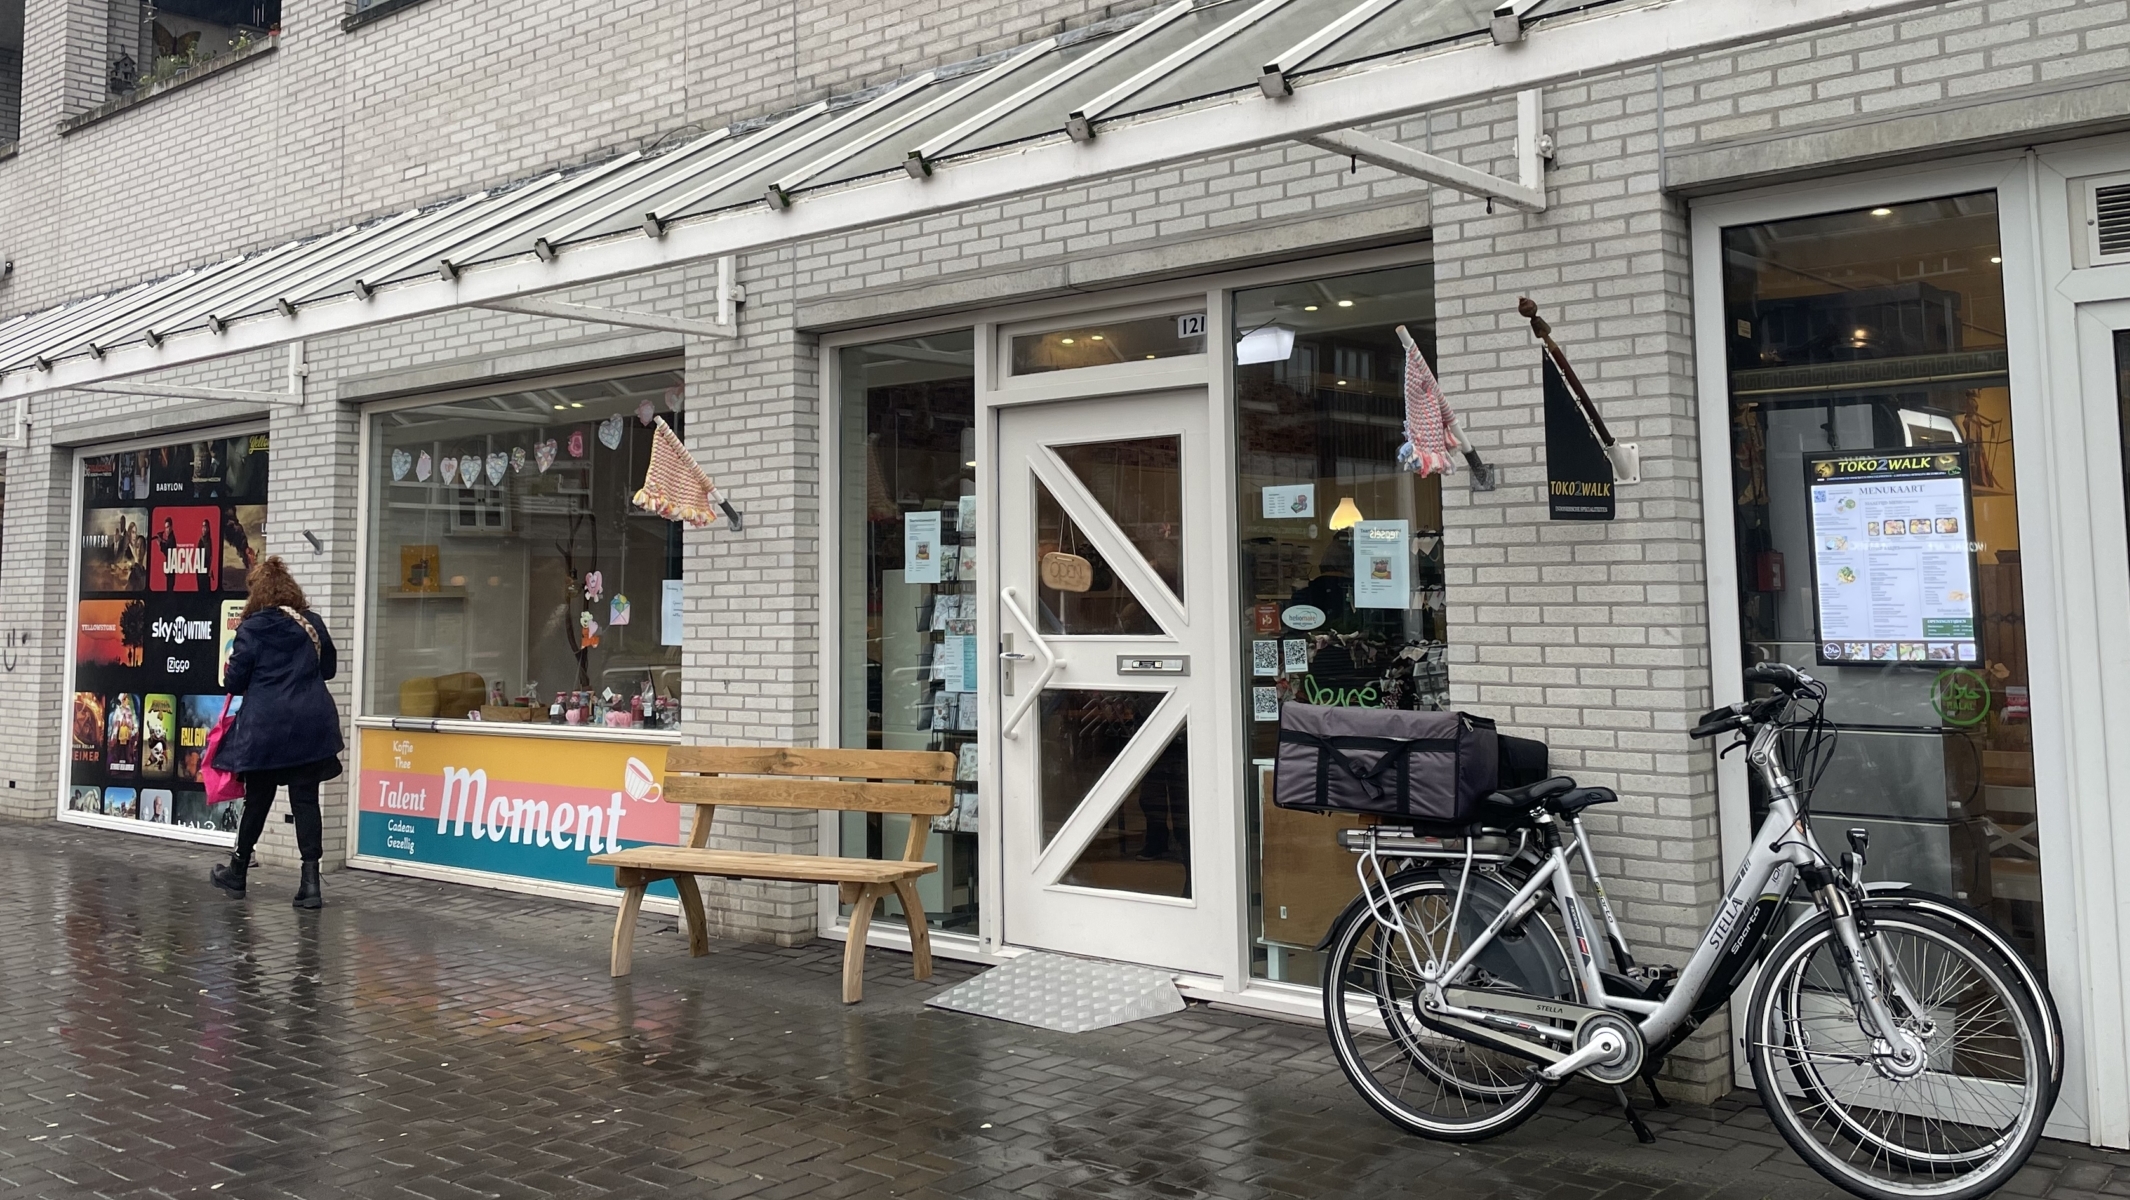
[1517,297,1640,485]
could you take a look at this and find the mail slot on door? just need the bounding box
[1116,655,1188,676]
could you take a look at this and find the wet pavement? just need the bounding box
[3,820,2125,1200]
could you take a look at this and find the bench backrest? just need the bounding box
[664,746,957,858]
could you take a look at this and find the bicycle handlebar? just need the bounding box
[1691,664,1818,739]
[1743,662,1809,690]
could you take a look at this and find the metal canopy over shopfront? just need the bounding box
[0,0,1934,441]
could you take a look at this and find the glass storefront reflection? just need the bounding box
[1232,262,1447,983]
[1722,193,2045,966]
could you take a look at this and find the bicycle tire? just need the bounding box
[1858,885,2062,1102]
[1320,870,1572,1142]
[1747,906,2051,1200]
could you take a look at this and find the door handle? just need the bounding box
[999,586,1059,739]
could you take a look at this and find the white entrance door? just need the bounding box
[995,390,1231,977]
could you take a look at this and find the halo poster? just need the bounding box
[1805,450,1979,667]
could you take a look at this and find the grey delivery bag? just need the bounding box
[1274,703,1500,828]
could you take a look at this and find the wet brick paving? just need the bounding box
[3,820,2124,1200]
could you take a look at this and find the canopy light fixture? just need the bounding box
[1235,324,1295,365]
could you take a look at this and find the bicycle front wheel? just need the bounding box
[1746,906,2051,1200]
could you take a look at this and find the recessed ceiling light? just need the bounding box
[1870,207,1893,216]
[553,404,566,410]
[570,402,584,408]
[963,460,976,468]
[1304,305,1319,312]
[1336,299,1354,308]
[1336,380,1348,386]
[1060,337,1075,345]
[1089,334,1104,341]
[1145,354,1156,359]
[1989,255,2002,264]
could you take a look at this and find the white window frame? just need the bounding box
[815,241,1434,1013]
[1689,150,2098,1143]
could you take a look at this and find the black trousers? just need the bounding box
[235,776,323,863]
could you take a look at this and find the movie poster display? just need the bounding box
[67,434,269,835]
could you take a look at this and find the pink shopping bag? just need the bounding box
[201,696,243,802]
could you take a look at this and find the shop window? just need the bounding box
[1721,193,2045,966]
[105,0,276,98]
[363,367,684,729]
[67,431,270,836]
[835,331,979,933]
[1009,311,1206,375]
[1232,262,1447,984]
[1,0,22,145]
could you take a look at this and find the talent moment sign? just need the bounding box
[356,729,680,892]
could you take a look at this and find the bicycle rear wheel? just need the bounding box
[1320,870,1573,1142]
[1746,906,2051,1200]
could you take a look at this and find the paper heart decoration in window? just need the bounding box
[510,446,528,474]
[458,455,480,489]
[636,398,655,426]
[598,415,625,450]
[583,570,603,603]
[568,430,586,458]
[390,449,412,481]
[415,451,433,482]
[485,451,507,486]
[439,455,459,486]
[535,439,557,472]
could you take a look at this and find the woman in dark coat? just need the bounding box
[209,556,344,908]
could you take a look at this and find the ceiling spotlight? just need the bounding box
[1336,380,1348,387]
[1989,255,2003,264]
[1870,207,1893,216]
[552,403,566,410]
[1089,334,1104,341]
[1336,299,1354,308]
[1304,305,1319,312]
[1061,337,1076,345]
[570,402,584,408]
[1328,496,1364,530]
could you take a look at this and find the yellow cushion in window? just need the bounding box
[399,676,440,718]
[434,672,487,719]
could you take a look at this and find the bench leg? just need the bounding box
[890,878,933,982]
[843,883,887,1004]
[673,873,710,958]
[610,883,647,978]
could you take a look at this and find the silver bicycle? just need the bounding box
[1319,663,2055,1200]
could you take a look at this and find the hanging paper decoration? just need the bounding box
[535,438,557,472]
[578,610,602,649]
[583,570,604,603]
[415,451,433,482]
[636,398,655,426]
[598,415,625,449]
[440,455,459,486]
[1396,338,1459,477]
[510,446,528,474]
[663,384,683,413]
[609,594,631,626]
[485,451,507,486]
[457,455,480,488]
[568,430,586,458]
[633,417,724,528]
[390,449,412,481]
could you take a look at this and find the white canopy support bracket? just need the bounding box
[1491,0,1547,45]
[1306,89,1549,213]
[0,396,26,447]
[479,255,742,336]
[74,340,309,408]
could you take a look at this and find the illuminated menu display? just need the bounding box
[1805,450,1979,666]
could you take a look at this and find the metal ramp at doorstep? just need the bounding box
[925,951,1186,1034]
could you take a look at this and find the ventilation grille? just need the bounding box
[2100,182,2130,260]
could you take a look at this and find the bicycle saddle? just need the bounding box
[1488,776,1577,808]
[1548,786,1617,816]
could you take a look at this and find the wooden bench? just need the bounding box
[588,746,956,1003]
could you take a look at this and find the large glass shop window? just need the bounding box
[70,432,270,835]
[1233,263,1448,984]
[836,332,980,933]
[1723,194,2045,966]
[364,368,685,728]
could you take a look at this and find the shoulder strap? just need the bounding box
[280,605,322,660]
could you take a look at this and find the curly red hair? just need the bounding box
[240,555,311,620]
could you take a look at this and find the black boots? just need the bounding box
[211,854,321,908]
[210,853,249,897]
[292,861,323,910]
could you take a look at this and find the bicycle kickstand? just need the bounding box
[1612,1085,1657,1144]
